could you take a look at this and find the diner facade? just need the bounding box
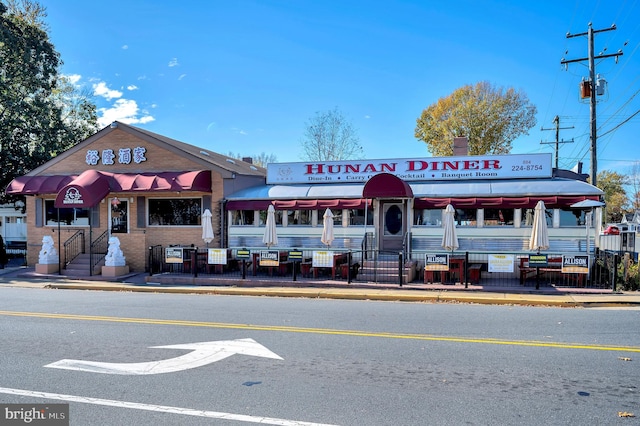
[5,122,605,283]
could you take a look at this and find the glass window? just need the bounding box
[414,209,442,226]
[559,208,587,227]
[45,200,90,226]
[522,208,553,227]
[259,209,283,226]
[148,198,202,226]
[110,198,128,233]
[287,210,312,226]
[483,209,514,226]
[231,210,254,225]
[455,208,477,227]
[349,208,373,226]
[331,209,342,225]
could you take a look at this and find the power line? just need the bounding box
[540,115,574,169]
[561,23,624,187]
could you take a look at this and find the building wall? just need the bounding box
[25,129,229,273]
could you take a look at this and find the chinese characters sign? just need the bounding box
[86,147,147,166]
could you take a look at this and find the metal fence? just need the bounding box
[147,245,631,290]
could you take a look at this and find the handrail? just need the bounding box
[361,232,374,260]
[90,230,109,276]
[63,230,85,266]
[402,231,411,264]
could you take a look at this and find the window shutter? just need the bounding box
[137,197,146,228]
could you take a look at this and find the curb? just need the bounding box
[36,282,640,307]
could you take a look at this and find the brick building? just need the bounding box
[6,122,265,273]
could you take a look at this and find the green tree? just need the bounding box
[0,1,96,202]
[300,107,363,161]
[597,170,629,223]
[415,81,537,156]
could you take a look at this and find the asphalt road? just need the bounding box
[1,287,639,425]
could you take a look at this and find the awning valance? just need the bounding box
[7,170,212,209]
[413,195,601,209]
[226,199,371,210]
[362,173,413,198]
[6,175,76,195]
[54,170,111,208]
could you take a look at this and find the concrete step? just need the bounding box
[63,253,104,276]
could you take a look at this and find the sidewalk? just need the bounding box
[1,265,640,307]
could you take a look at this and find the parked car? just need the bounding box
[603,225,620,235]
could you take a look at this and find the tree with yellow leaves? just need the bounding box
[415,81,537,156]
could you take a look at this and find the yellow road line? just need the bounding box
[2,310,638,353]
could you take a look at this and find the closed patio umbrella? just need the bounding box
[441,204,459,252]
[529,200,549,253]
[321,208,335,248]
[201,209,214,247]
[262,205,278,248]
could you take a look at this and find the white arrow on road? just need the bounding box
[45,338,283,375]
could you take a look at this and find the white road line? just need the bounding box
[0,387,337,426]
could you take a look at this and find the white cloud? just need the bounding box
[97,99,155,128]
[122,45,128,50]
[93,81,123,100]
[231,128,248,135]
[64,74,82,85]
[127,85,139,91]
[168,58,179,67]
[364,115,371,119]
[178,74,187,80]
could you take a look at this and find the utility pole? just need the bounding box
[561,23,623,187]
[541,115,574,170]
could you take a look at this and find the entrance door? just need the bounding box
[380,201,406,251]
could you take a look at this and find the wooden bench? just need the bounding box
[468,263,482,284]
[519,257,562,284]
[424,269,447,284]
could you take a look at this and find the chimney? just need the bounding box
[453,137,468,156]
[242,157,253,164]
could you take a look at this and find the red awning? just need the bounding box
[6,175,76,195]
[363,173,413,198]
[54,170,111,208]
[107,170,212,192]
[413,195,601,209]
[7,171,212,198]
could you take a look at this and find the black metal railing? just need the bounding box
[90,230,109,276]
[148,245,163,275]
[146,246,632,289]
[63,230,85,267]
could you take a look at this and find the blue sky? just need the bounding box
[42,0,639,177]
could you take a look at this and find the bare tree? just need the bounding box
[300,107,363,161]
[628,161,640,211]
[227,152,276,168]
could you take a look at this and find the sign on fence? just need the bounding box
[312,251,333,268]
[424,253,449,271]
[165,247,183,264]
[207,249,227,265]
[562,255,589,274]
[259,250,280,267]
[488,254,514,273]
